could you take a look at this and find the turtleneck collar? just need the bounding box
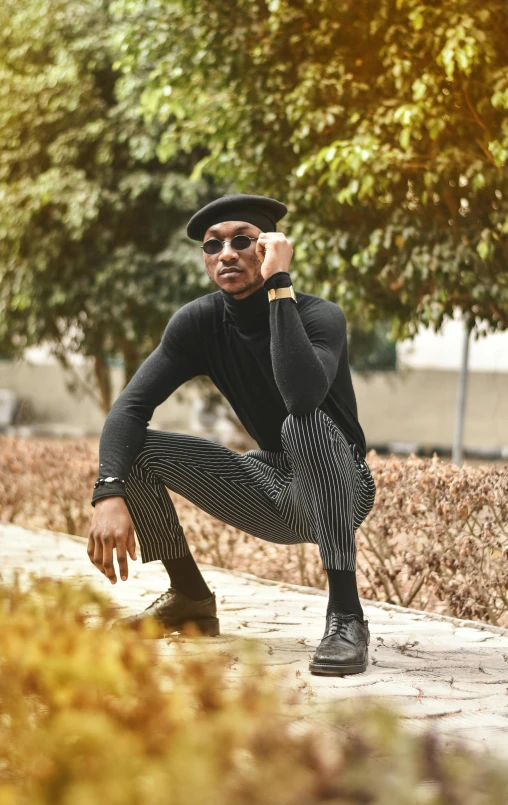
[221,284,269,331]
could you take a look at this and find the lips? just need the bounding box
[220,268,241,276]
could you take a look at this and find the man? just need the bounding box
[88,193,376,676]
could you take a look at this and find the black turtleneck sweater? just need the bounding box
[91,272,367,507]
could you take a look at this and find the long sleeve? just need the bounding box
[264,272,346,416]
[91,303,203,507]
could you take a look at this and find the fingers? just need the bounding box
[116,539,129,582]
[88,518,135,584]
[88,532,106,578]
[101,535,117,584]
[87,533,95,566]
[126,527,137,562]
[92,534,106,578]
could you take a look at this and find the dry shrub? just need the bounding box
[359,453,508,626]
[0,436,97,537]
[0,574,507,805]
[1,435,507,626]
[176,495,327,590]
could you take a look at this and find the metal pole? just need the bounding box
[452,320,471,466]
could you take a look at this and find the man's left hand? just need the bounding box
[256,232,293,281]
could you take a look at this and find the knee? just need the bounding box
[132,443,159,480]
[281,409,329,453]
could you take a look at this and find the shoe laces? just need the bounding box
[327,612,362,638]
[147,588,173,609]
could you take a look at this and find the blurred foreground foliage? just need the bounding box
[113,0,508,339]
[1,435,507,627]
[1,573,508,805]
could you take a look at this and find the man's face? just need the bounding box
[202,220,264,300]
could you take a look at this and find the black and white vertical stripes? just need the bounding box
[123,408,376,571]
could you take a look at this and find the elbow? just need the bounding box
[278,362,331,416]
[286,401,315,416]
[285,391,327,417]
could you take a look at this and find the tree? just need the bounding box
[0,0,221,412]
[112,0,508,340]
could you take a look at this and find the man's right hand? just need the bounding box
[88,497,137,584]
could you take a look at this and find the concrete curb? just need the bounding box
[29,525,508,639]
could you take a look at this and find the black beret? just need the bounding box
[186,193,288,241]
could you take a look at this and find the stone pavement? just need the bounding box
[2,522,508,760]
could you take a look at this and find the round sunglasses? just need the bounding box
[200,235,259,255]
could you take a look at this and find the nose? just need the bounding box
[219,241,240,263]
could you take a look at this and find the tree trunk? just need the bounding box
[94,355,113,414]
[52,343,106,413]
[121,342,141,387]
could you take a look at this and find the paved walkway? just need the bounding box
[2,522,508,759]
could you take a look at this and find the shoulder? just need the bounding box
[161,294,215,352]
[164,293,217,330]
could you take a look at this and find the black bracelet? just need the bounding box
[93,477,126,490]
[263,271,293,291]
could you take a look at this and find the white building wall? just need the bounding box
[4,316,507,452]
[397,311,508,373]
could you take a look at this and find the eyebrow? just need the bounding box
[206,223,253,237]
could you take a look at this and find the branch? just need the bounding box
[361,531,397,602]
[51,346,103,410]
[404,572,428,608]
[474,137,497,167]
[357,547,384,601]
[402,162,432,170]
[463,87,490,135]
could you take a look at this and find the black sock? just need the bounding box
[326,569,364,619]
[161,553,212,601]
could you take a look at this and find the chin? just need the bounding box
[228,284,251,296]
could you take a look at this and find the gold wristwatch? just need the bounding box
[267,286,297,303]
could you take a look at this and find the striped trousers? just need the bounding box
[124,409,376,571]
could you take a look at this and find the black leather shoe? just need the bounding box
[309,611,370,675]
[113,587,220,637]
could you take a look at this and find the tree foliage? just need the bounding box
[113,0,508,339]
[0,0,220,410]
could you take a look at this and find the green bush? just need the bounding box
[0,575,507,805]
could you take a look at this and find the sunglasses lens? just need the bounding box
[203,239,222,255]
[203,235,253,254]
[231,235,252,250]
